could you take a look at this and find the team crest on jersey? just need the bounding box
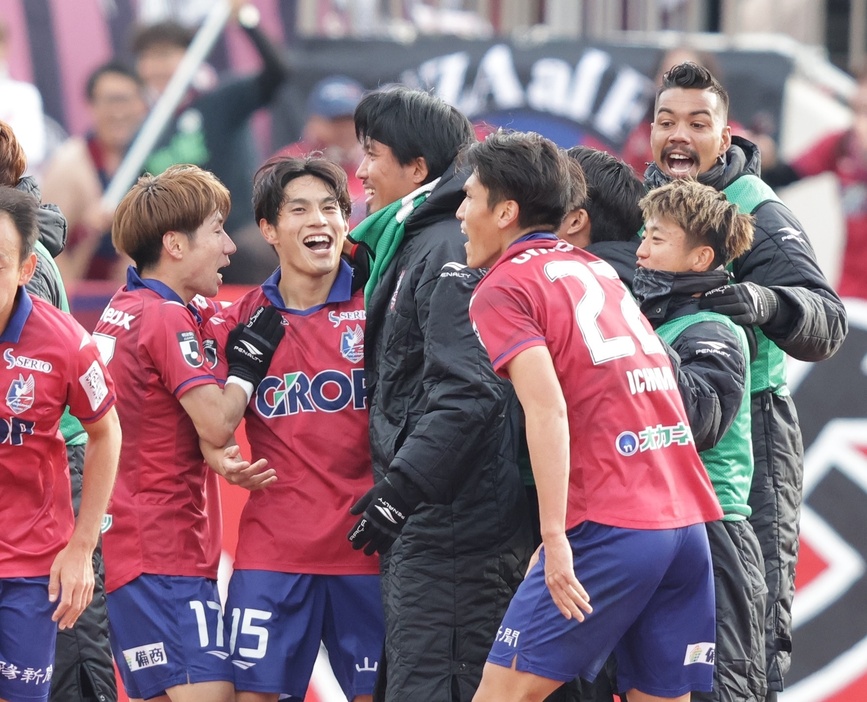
[6,374,34,414]
[177,331,204,368]
[340,325,364,364]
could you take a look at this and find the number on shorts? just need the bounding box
[188,600,225,648]
[228,608,272,659]
[543,258,664,364]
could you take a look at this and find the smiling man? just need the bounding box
[644,62,848,701]
[94,164,283,702]
[200,155,383,702]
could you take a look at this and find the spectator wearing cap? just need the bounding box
[277,75,367,227]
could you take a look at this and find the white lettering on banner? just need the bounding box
[403,45,653,142]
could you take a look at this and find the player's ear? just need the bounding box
[162,230,185,260]
[258,218,278,246]
[18,252,37,286]
[497,199,520,230]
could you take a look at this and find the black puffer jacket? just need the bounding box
[634,268,747,452]
[16,176,67,307]
[365,161,531,702]
[646,137,848,691]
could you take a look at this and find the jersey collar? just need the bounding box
[125,266,204,322]
[261,259,354,315]
[0,288,33,344]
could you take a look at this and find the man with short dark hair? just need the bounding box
[346,87,531,701]
[645,60,848,699]
[0,185,121,702]
[461,129,722,702]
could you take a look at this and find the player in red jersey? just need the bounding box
[0,186,120,702]
[200,155,381,702]
[94,165,283,702]
[458,131,723,702]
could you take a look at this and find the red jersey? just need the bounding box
[0,291,115,577]
[94,268,222,592]
[202,264,377,575]
[793,129,867,299]
[469,235,722,532]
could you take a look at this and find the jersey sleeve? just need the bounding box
[792,130,845,178]
[141,302,217,398]
[66,326,117,424]
[470,275,546,376]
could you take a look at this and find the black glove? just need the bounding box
[699,282,779,326]
[225,305,284,387]
[347,473,422,556]
[344,236,374,295]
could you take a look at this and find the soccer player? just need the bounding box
[0,186,120,702]
[634,178,768,701]
[94,165,283,702]
[459,131,723,702]
[200,155,382,702]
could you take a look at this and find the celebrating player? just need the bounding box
[460,131,723,702]
[0,186,120,702]
[94,165,283,702]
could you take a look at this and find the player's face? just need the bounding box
[0,214,37,331]
[650,88,731,179]
[356,138,423,215]
[636,215,710,273]
[458,171,501,268]
[262,175,348,280]
[184,209,236,299]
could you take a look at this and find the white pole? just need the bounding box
[101,0,233,210]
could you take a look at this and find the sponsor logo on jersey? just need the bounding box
[341,325,364,364]
[615,422,693,455]
[177,331,204,368]
[256,368,367,417]
[329,309,366,328]
[4,349,52,373]
[625,365,677,395]
[123,642,168,672]
[79,361,109,411]
[6,373,34,414]
[0,415,34,445]
[99,306,135,330]
[203,339,218,369]
[683,642,715,665]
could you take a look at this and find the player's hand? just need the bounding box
[542,532,592,622]
[226,305,284,388]
[347,474,420,556]
[48,538,95,630]
[699,282,779,326]
[220,445,277,491]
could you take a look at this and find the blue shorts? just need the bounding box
[226,570,384,700]
[105,575,232,700]
[0,578,56,702]
[488,522,715,697]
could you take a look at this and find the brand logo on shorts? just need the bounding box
[683,642,715,665]
[123,642,168,671]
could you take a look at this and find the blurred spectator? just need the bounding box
[131,0,292,243]
[42,61,147,284]
[277,75,367,227]
[0,19,47,175]
[762,70,867,299]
